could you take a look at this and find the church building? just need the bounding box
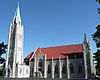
[25,34,96,79]
[4,2,95,79]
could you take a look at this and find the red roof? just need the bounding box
[30,44,83,60]
[24,52,34,60]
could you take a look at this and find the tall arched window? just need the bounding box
[20,68,22,74]
[38,58,43,72]
[26,69,28,74]
[62,64,66,74]
[8,69,10,77]
[38,59,43,67]
[70,63,74,74]
[79,63,82,74]
[55,64,59,74]
[48,64,51,74]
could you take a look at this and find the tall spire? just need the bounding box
[15,2,20,17]
[84,33,87,40]
[83,33,88,44]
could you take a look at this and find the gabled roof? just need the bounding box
[30,44,83,60]
[24,52,34,60]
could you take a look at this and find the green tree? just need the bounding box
[96,0,100,3]
[0,42,7,76]
[92,0,100,75]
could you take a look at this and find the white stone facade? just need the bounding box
[17,65,30,78]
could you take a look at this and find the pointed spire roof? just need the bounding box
[83,33,88,43]
[13,2,22,23]
[15,2,21,18]
[84,33,87,40]
[14,2,21,20]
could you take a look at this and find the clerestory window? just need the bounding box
[70,63,74,74]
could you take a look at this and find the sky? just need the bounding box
[0,0,99,58]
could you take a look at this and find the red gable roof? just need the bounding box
[30,44,83,60]
[24,52,34,60]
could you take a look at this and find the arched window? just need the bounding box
[38,59,43,72]
[31,68,33,74]
[26,69,28,74]
[38,59,43,67]
[55,64,59,74]
[48,64,51,74]
[20,68,22,74]
[8,69,10,77]
[62,64,66,74]
[70,63,74,74]
[79,63,82,74]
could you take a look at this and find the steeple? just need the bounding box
[14,2,21,22]
[5,2,24,77]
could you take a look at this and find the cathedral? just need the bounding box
[5,3,96,79]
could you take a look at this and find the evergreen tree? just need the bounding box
[96,0,100,3]
[92,0,100,75]
[0,42,7,76]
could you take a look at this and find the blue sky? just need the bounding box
[0,0,99,58]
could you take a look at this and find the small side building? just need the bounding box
[17,64,30,78]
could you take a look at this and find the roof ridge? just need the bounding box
[40,43,83,49]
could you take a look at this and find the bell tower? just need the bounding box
[5,2,24,77]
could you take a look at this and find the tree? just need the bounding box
[92,0,100,75]
[0,42,7,64]
[0,42,7,76]
[96,0,100,4]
